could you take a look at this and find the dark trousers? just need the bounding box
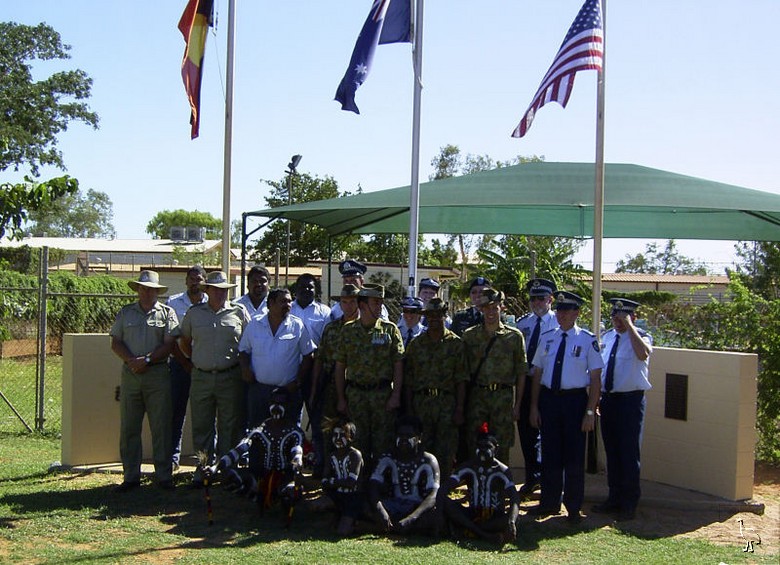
[538,387,587,514]
[169,357,191,465]
[517,377,542,485]
[599,391,645,511]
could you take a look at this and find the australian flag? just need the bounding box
[335,0,412,114]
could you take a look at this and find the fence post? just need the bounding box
[35,246,49,431]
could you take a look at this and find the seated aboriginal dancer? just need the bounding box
[441,423,519,544]
[321,418,364,535]
[209,387,304,519]
[369,415,441,536]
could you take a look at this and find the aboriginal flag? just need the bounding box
[179,0,213,139]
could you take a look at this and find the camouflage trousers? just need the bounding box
[466,385,515,463]
[346,386,396,465]
[412,392,458,478]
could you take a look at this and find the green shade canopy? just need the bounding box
[247,162,780,241]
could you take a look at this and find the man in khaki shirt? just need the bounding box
[179,271,250,485]
[110,270,179,492]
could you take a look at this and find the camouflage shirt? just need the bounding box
[333,318,404,386]
[462,323,527,386]
[404,328,469,392]
[318,317,348,378]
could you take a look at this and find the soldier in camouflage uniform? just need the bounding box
[334,284,404,465]
[309,284,360,469]
[462,288,527,463]
[404,298,468,478]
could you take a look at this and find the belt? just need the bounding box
[542,386,586,396]
[416,387,451,397]
[602,390,644,397]
[477,383,513,391]
[195,364,238,375]
[348,380,392,391]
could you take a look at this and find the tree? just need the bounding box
[733,241,780,299]
[0,22,99,176]
[418,238,459,267]
[25,188,115,238]
[146,210,222,240]
[2,176,79,239]
[615,240,709,275]
[251,173,361,265]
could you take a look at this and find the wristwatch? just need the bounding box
[586,409,595,416]
[144,354,152,365]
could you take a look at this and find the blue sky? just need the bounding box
[5,1,779,273]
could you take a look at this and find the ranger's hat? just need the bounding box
[609,297,640,314]
[476,288,504,306]
[339,259,367,277]
[401,296,424,311]
[553,291,585,310]
[468,276,492,290]
[526,278,557,297]
[202,271,237,289]
[423,297,449,315]
[418,277,440,291]
[331,284,360,301]
[358,283,384,298]
[128,270,167,292]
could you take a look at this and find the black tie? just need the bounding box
[527,316,542,367]
[605,334,620,392]
[551,332,567,391]
[406,328,413,347]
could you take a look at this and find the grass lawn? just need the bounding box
[0,433,776,564]
[0,356,62,434]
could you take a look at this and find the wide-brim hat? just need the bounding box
[475,288,504,306]
[128,270,167,292]
[203,271,237,289]
[358,283,384,298]
[554,291,584,310]
[423,297,449,315]
[331,284,360,301]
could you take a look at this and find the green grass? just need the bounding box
[0,432,776,564]
[0,356,62,434]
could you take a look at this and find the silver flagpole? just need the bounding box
[221,0,236,276]
[406,0,424,298]
[591,0,606,337]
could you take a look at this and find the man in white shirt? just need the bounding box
[236,265,270,318]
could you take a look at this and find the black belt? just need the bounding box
[477,383,513,391]
[602,390,644,397]
[542,386,586,396]
[195,364,238,374]
[416,387,451,397]
[348,380,392,391]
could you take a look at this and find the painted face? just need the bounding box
[332,427,351,449]
[476,440,496,463]
[269,401,286,420]
[395,425,420,454]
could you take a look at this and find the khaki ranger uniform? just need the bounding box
[404,328,469,477]
[110,301,179,484]
[334,318,404,462]
[180,301,249,463]
[462,322,527,462]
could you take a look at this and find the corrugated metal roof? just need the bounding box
[598,273,729,284]
[0,237,223,253]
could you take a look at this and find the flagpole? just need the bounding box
[406,0,424,298]
[221,0,236,276]
[591,0,606,337]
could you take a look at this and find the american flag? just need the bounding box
[511,0,603,138]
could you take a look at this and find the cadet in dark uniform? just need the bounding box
[514,278,558,497]
[592,298,652,521]
[451,276,491,337]
[529,291,604,523]
[330,259,388,321]
[110,270,179,492]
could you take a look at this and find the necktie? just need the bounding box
[551,332,567,391]
[605,334,620,391]
[527,316,542,366]
[406,328,413,347]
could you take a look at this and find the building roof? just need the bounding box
[0,237,225,254]
[598,273,729,285]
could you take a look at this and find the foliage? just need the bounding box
[615,240,709,275]
[418,237,459,267]
[251,173,362,265]
[0,176,79,239]
[0,244,61,274]
[146,209,222,240]
[652,279,780,462]
[732,241,780,299]
[0,22,99,176]
[24,188,115,238]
